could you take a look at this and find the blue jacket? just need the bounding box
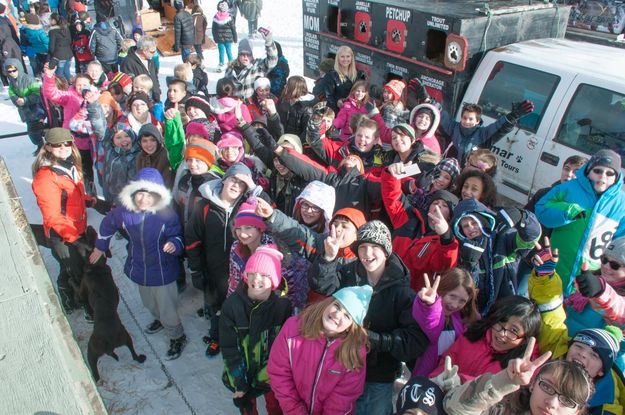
[452,199,541,314]
[439,108,513,163]
[95,168,184,286]
[23,23,49,55]
[535,163,625,295]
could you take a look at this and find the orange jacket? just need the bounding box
[32,165,92,243]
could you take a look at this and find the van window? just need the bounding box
[555,84,625,165]
[477,61,559,132]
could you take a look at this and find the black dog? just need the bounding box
[79,259,146,382]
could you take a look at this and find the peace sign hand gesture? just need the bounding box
[430,355,460,393]
[418,273,440,306]
[323,224,344,262]
[428,205,449,235]
[506,337,552,386]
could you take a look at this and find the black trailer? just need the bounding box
[302,0,570,113]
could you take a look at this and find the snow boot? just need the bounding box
[165,334,187,360]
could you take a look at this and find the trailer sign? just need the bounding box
[385,7,411,22]
[426,16,449,31]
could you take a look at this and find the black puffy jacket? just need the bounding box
[276,95,315,137]
[211,12,237,44]
[174,9,195,48]
[48,25,73,60]
[309,253,428,383]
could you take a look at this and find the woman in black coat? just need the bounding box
[48,14,73,80]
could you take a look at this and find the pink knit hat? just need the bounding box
[244,245,283,290]
[185,122,210,140]
[217,132,243,150]
[234,199,267,231]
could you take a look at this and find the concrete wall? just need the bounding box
[0,158,107,415]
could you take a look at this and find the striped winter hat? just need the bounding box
[570,326,622,377]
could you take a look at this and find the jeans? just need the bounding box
[356,382,393,415]
[26,120,44,148]
[55,58,72,80]
[247,19,258,35]
[181,47,192,63]
[194,44,204,60]
[217,42,233,66]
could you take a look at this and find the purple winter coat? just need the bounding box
[95,168,184,286]
[411,295,466,376]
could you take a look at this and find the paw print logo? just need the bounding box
[391,28,401,43]
[516,155,523,163]
[447,43,461,64]
[359,20,367,33]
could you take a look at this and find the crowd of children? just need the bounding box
[13,0,625,412]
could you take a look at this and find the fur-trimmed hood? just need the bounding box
[409,103,441,139]
[118,168,172,212]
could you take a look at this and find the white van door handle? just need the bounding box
[540,152,559,166]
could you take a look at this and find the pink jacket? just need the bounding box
[42,73,84,132]
[333,97,368,142]
[429,329,539,384]
[412,295,466,376]
[212,96,252,133]
[267,316,366,415]
[592,281,625,327]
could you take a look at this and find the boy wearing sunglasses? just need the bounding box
[536,149,625,297]
[3,58,44,153]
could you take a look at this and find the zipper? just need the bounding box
[309,338,331,415]
[140,213,147,285]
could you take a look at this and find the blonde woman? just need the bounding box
[323,45,366,112]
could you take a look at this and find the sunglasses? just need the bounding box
[6,68,17,73]
[48,141,73,148]
[592,168,617,177]
[601,255,623,270]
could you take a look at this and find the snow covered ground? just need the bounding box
[0,1,303,413]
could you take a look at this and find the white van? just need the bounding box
[459,38,625,205]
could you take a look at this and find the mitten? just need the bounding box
[93,198,113,215]
[576,270,605,298]
[430,356,460,393]
[497,207,524,229]
[509,100,534,121]
[367,330,393,353]
[459,239,487,270]
[312,101,327,119]
[408,78,429,102]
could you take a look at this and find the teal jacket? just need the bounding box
[535,163,625,296]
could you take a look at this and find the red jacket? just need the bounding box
[32,164,93,243]
[267,316,366,415]
[381,169,458,291]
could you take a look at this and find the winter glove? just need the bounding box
[191,271,207,290]
[233,394,254,412]
[576,270,605,298]
[458,238,487,270]
[508,100,535,121]
[172,44,180,53]
[430,356,460,393]
[408,78,429,103]
[367,330,393,353]
[496,207,524,229]
[260,28,273,45]
[365,100,379,117]
[533,246,558,277]
[92,198,113,215]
